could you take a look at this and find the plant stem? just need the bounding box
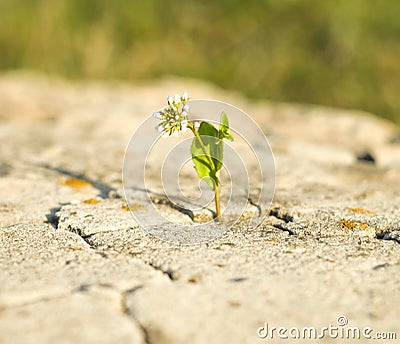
[188,123,221,220]
[214,183,221,219]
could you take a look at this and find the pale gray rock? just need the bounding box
[57,199,139,237]
[0,73,399,343]
[0,287,146,344]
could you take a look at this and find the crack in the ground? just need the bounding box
[47,203,181,282]
[151,196,196,221]
[268,207,400,243]
[45,206,62,228]
[147,262,177,281]
[377,230,400,243]
[268,207,294,223]
[128,188,203,221]
[45,204,112,258]
[248,197,262,217]
[0,291,71,311]
[120,286,151,344]
[271,223,296,235]
[268,207,296,235]
[2,282,152,344]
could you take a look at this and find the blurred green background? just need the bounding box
[1,0,399,124]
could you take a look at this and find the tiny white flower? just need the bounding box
[154,92,190,137]
[194,121,200,129]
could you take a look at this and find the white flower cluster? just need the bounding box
[153,92,189,137]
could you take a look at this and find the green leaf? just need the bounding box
[218,112,234,141]
[191,122,223,190]
[197,122,223,171]
[221,111,229,128]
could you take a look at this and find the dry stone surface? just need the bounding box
[1,72,399,343]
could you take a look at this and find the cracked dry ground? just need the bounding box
[1,74,400,344]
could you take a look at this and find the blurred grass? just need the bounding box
[0,0,399,124]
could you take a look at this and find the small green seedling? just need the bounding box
[153,92,234,219]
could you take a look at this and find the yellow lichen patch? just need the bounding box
[348,207,377,215]
[59,178,92,190]
[68,247,83,251]
[193,213,213,223]
[83,198,100,204]
[339,219,369,230]
[122,203,145,211]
